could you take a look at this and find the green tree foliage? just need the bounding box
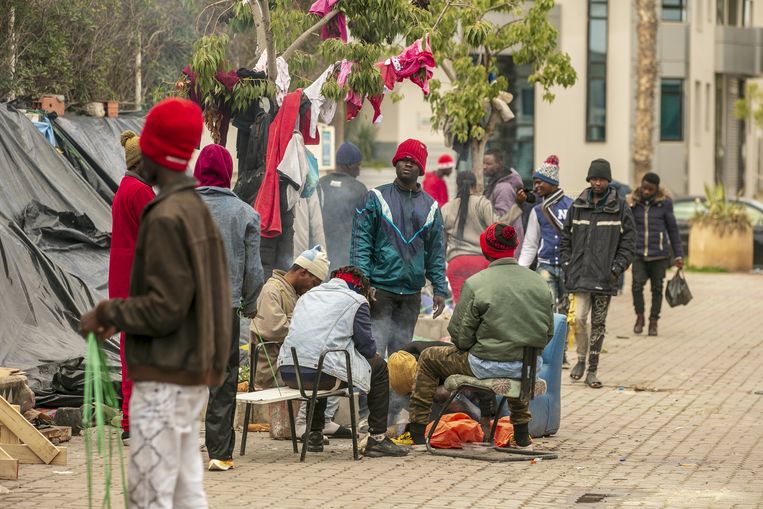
[422,0,576,178]
[0,0,198,106]
[186,0,575,179]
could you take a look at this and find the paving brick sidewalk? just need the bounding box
[2,271,762,508]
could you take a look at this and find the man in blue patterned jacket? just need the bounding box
[351,138,448,362]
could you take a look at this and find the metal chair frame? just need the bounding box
[425,346,558,462]
[238,341,359,462]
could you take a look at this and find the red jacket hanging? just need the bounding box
[256,89,313,237]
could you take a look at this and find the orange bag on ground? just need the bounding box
[425,413,485,449]
[492,416,515,447]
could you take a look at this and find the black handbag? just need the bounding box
[665,269,693,307]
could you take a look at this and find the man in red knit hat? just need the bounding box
[422,153,454,207]
[109,130,156,446]
[407,223,553,448]
[351,138,448,428]
[80,98,231,509]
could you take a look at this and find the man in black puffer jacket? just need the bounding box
[628,172,684,337]
[561,159,635,389]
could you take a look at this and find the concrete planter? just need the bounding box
[689,222,753,271]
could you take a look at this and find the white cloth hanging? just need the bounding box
[254,52,291,106]
[277,132,309,211]
[303,63,339,137]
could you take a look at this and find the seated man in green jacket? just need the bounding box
[408,223,554,448]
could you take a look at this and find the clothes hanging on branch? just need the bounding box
[308,0,348,42]
[303,63,339,137]
[255,90,303,238]
[255,53,291,106]
[378,37,436,96]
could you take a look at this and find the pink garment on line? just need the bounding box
[378,37,436,95]
[337,60,384,122]
[309,0,348,42]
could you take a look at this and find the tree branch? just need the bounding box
[196,0,230,33]
[440,58,456,82]
[432,1,454,32]
[282,8,340,61]
[249,0,267,56]
[484,2,514,15]
[257,0,277,80]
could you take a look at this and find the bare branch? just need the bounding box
[282,8,340,60]
[432,0,454,32]
[484,2,514,15]
[440,58,457,82]
[196,0,230,33]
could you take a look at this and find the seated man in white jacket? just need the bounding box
[277,266,408,458]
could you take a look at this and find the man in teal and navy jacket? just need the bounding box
[351,138,448,361]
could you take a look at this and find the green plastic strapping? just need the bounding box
[82,333,127,508]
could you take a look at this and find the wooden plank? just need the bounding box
[0,424,21,444]
[0,368,21,378]
[0,445,67,465]
[40,426,72,444]
[0,396,58,464]
[0,447,18,480]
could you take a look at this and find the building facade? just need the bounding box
[367,0,763,199]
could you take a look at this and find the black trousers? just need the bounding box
[283,355,390,436]
[370,289,421,357]
[632,257,671,320]
[205,309,240,460]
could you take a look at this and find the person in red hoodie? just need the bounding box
[108,130,155,445]
[422,154,454,207]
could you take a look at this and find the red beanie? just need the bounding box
[393,138,428,176]
[437,154,455,170]
[480,223,518,260]
[194,144,233,188]
[140,98,204,172]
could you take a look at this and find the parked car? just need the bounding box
[672,196,763,268]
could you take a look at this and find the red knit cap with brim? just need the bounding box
[480,223,518,260]
[393,138,428,176]
[140,98,204,172]
[437,153,455,170]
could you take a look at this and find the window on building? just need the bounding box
[662,0,686,22]
[718,0,753,26]
[586,0,608,142]
[661,79,684,141]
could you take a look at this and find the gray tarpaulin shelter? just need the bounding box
[0,104,143,406]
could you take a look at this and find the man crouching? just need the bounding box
[408,223,554,449]
[277,266,408,457]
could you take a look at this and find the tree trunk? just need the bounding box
[469,108,501,193]
[334,102,345,147]
[258,0,277,82]
[135,32,142,111]
[633,0,658,186]
[249,1,267,57]
[470,138,487,193]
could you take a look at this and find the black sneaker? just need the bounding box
[365,436,409,458]
[307,431,324,452]
[121,431,130,446]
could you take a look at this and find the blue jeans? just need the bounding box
[536,263,566,312]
